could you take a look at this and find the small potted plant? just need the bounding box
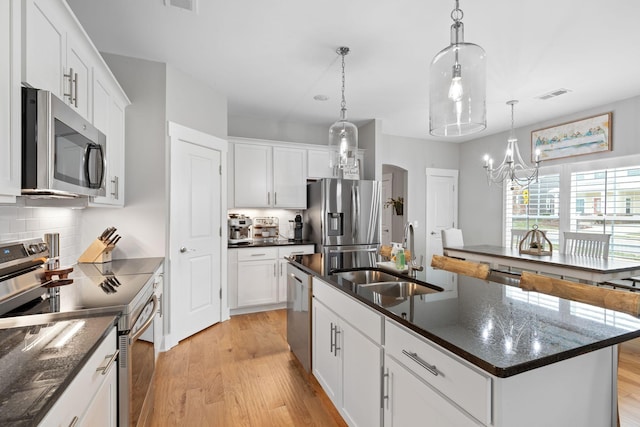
[384,196,404,215]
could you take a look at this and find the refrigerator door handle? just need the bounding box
[328,247,378,254]
[351,184,360,240]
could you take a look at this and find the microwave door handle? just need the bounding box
[84,143,105,189]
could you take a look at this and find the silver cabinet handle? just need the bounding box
[289,273,302,283]
[382,368,390,410]
[64,67,75,104]
[267,192,271,205]
[273,263,276,276]
[274,192,277,205]
[251,253,266,257]
[402,349,440,376]
[290,251,304,255]
[330,322,336,353]
[73,71,78,106]
[68,416,79,427]
[334,327,341,356]
[279,263,283,276]
[96,349,120,375]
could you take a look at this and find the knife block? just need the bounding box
[78,239,115,263]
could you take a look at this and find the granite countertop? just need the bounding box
[290,253,640,378]
[0,313,118,426]
[228,239,314,249]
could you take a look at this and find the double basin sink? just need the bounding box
[329,269,442,307]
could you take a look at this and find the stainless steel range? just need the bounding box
[0,237,162,427]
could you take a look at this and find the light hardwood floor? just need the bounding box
[151,310,640,427]
[150,310,346,427]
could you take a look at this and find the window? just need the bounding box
[504,174,560,247]
[570,166,640,260]
[504,161,640,261]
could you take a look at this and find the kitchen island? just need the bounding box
[290,253,640,427]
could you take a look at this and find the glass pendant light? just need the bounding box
[329,47,358,169]
[429,0,486,137]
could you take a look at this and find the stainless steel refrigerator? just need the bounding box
[304,178,381,272]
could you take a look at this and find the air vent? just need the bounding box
[164,0,197,12]
[536,88,572,100]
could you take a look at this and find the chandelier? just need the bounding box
[483,100,541,188]
[329,47,358,169]
[429,0,486,137]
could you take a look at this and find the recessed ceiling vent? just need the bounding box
[164,0,197,13]
[536,88,572,100]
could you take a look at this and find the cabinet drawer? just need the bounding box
[237,247,278,261]
[313,277,382,344]
[385,320,491,425]
[278,245,314,259]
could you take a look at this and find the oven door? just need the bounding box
[120,294,158,427]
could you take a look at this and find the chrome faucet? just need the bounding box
[403,222,424,277]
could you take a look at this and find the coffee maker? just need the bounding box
[228,215,252,244]
[293,214,303,242]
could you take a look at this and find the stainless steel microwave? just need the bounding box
[21,87,106,198]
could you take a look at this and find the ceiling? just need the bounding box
[67,0,640,143]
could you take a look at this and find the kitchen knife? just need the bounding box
[103,227,117,242]
[98,227,112,241]
[110,235,122,246]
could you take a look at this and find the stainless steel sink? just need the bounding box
[331,270,402,284]
[358,281,439,298]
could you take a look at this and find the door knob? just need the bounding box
[180,247,195,253]
[430,231,437,235]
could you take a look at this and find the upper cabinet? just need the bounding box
[22,0,92,119]
[22,0,130,206]
[232,141,307,209]
[0,0,21,201]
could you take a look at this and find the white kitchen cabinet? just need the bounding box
[0,0,21,201]
[277,245,314,302]
[39,327,118,427]
[23,0,92,118]
[232,142,307,209]
[383,355,480,427]
[235,247,278,308]
[229,245,313,312]
[312,278,382,427]
[90,88,127,207]
[307,149,338,179]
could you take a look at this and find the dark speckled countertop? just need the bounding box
[0,313,118,426]
[290,253,640,378]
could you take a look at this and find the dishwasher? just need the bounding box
[286,262,312,372]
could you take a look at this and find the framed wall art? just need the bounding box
[531,112,612,162]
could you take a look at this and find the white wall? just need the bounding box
[459,95,640,245]
[229,115,328,145]
[378,134,460,266]
[81,55,167,258]
[81,55,228,259]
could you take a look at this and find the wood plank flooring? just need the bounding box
[150,310,346,427]
[151,309,640,427]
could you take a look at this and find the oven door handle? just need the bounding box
[129,294,158,345]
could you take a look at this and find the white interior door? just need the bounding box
[381,173,392,246]
[425,168,458,291]
[169,122,226,344]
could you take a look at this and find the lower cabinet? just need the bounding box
[383,355,480,427]
[229,245,314,313]
[39,326,118,427]
[313,278,382,427]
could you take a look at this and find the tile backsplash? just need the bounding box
[0,199,82,266]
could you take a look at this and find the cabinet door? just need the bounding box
[90,95,126,206]
[23,0,66,97]
[237,260,277,307]
[65,31,92,119]
[234,144,272,207]
[307,149,337,179]
[272,146,307,208]
[341,321,382,427]
[79,361,118,427]
[0,0,20,200]
[312,301,341,405]
[384,356,479,427]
